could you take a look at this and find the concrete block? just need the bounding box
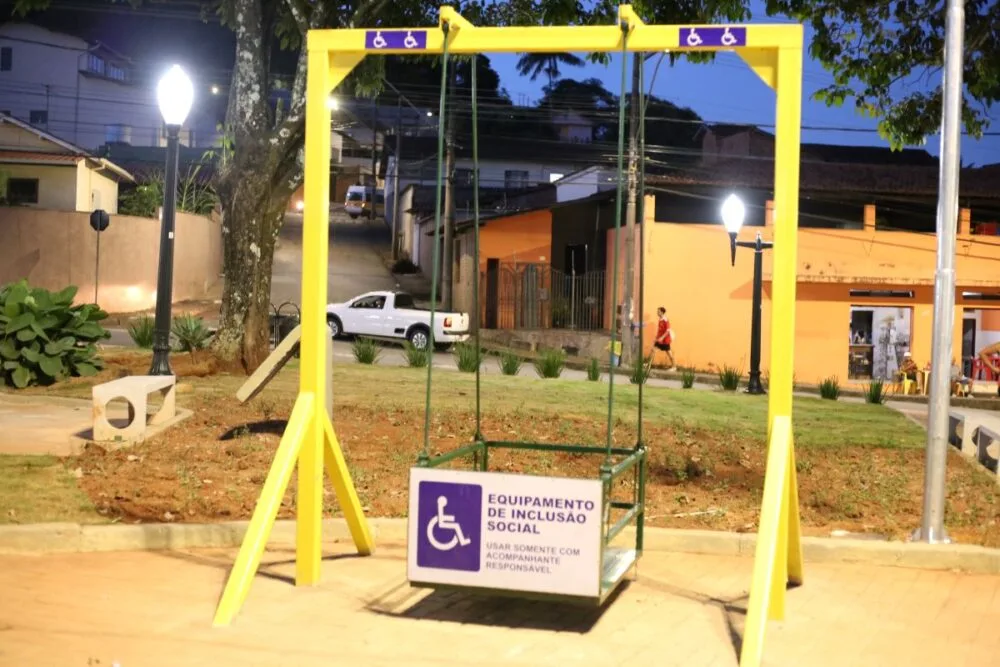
[0,522,81,554]
[79,522,248,552]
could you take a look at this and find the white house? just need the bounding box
[553,166,618,202]
[0,22,219,152]
[0,112,133,212]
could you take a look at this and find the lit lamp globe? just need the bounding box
[721,193,746,266]
[157,65,194,127]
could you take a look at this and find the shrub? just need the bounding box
[171,314,211,352]
[718,365,742,391]
[454,341,483,373]
[629,354,653,385]
[819,375,841,400]
[586,357,601,381]
[391,257,420,274]
[352,337,381,365]
[534,347,566,379]
[403,342,429,368]
[127,315,155,349]
[863,379,889,404]
[498,349,523,376]
[681,368,696,389]
[0,281,109,388]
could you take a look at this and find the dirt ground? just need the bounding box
[62,381,1000,547]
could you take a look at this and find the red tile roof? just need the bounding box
[0,150,82,164]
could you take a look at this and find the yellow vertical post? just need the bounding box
[766,39,803,427]
[295,47,334,586]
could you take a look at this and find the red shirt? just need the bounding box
[657,319,671,344]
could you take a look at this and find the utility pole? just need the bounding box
[391,98,403,260]
[915,0,964,544]
[621,53,641,365]
[440,72,457,310]
[370,95,379,218]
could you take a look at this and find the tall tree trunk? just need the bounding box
[621,53,641,366]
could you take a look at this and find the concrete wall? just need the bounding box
[0,207,222,313]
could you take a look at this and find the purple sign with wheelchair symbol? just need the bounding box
[416,480,483,572]
[365,30,428,50]
[680,26,747,48]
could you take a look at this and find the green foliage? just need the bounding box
[403,342,429,368]
[586,357,601,382]
[0,280,108,388]
[629,354,654,385]
[534,348,566,379]
[170,314,211,352]
[118,165,218,218]
[819,375,841,401]
[127,315,155,349]
[454,342,484,373]
[352,337,381,365]
[767,0,998,147]
[681,368,696,389]
[863,379,890,405]
[718,365,742,391]
[498,349,523,376]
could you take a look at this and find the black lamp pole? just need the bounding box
[149,124,181,376]
[729,231,773,395]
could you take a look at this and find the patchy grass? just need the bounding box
[4,350,998,545]
[0,456,106,525]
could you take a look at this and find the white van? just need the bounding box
[345,185,384,219]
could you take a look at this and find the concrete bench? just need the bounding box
[975,425,1000,476]
[92,375,176,443]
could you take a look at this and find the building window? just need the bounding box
[7,178,39,205]
[0,47,11,71]
[29,110,48,127]
[504,169,530,190]
[105,124,131,144]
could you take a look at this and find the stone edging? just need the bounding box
[2,518,998,574]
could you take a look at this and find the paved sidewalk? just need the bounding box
[1,543,998,667]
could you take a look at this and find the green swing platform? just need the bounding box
[406,22,649,605]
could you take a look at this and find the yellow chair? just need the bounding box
[896,373,915,395]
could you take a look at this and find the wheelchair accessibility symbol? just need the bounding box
[366,29,428,51]
[680,26,746,48]
[415,480,482,572]
[427,496,472,551]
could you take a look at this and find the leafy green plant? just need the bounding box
[454,341,483,373]
[681,368,696,389]
[403,342,429,368]
[498,349,523,376]
[534,347,566,379]
[863,379,890,404]
[819,375,841,401]
[629,354,653,385]
[0,280,109,388]
[171,314,211,352]
[352,337,381,365]
[718,365,742,391]
[127,315,155,349]
[118,164,218,217]
[586,357,601,382]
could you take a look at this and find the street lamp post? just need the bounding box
[722,194,771,395]
[149,65,194,376]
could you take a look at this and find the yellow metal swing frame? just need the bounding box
[213,7,805,666]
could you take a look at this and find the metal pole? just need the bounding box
[746,234,766,395]
[149,125,180,376]
[94,229,100,305]
[391,98,403,260]
[370,95,379,218]
[570,262,576,330]
[916,0,964,544]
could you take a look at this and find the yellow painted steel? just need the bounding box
[213,10,805,660]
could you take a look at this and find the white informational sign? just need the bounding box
[407,467,604,598]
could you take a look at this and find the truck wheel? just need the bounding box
[407,326,430,351]
[327,315,343,339]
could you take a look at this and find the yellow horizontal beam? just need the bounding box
[307,23,802,55]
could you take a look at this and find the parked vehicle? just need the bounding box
[344,184,384,219]
[326,291,469,350]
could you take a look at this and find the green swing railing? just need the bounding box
[413,22,647,604]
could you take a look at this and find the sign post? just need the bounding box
[89,209,110,305]
[408,468,604,598]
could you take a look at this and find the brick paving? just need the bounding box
[1,543,999,667]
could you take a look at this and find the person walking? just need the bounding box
[654,306,675,370]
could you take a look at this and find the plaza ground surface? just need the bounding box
[1,542,998,667]
[2,350,1000,544]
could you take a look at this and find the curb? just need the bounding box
[2,518,999,574]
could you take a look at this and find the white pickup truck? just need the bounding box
[326,291,470,350]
